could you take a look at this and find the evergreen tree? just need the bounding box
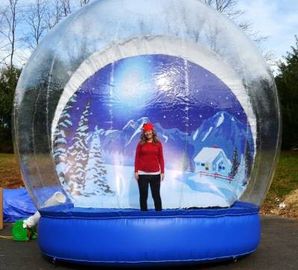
[244,141,253,180]
[53,93,77,187]
[0,66,21,152]
[84,126,114,196]
[234,154,246,188]
[229,147,239,178]
[67,101,90,195]
[275,36,298,149]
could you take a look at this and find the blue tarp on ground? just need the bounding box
[3,188,36,222]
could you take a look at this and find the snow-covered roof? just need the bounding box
[194,147,230,165]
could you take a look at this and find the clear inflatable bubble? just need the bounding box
[13,0,280,210]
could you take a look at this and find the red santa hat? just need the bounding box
[142,122,154,132]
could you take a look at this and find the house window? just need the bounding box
[218,163,226,171]
[220,166,225,171]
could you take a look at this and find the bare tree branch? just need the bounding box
[44,0,73,30]
[60,0,71,17]
[25,0,47,49]
[0,42,12,50]
[0,54,12,65]
[0,0,19,70]
[201,0,267,44]
[80,0,90,7]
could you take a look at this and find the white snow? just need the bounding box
[68,163,247,209]
[105,130,116,135]
[192,129,199,140]
[55,137,67,144]
[123,120,136,130]
[162,134,168,143]
[125,125,142,146]
[216,113,225,127]
[201,127,213,142]
[55,163,66,175]
[64,103,91,195]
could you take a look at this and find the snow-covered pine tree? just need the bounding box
[229,147,240,178]
[233,154,246,196]
[236,154,246,185]
[67,101,91,196]
[53,93,78,187]
[84,126,114,196]
[244,141,253,179]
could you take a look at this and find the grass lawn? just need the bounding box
[0,151,297,217]
[261,151,298,217]
[0,153,22,188]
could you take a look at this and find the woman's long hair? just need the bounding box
[139,129,159,144]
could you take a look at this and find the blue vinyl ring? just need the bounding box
[38,201,260,266]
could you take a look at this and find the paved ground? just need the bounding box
[0,216,297,270]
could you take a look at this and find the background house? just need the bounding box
[194,147,232,177]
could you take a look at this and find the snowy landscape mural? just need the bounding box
[53,54,255,208]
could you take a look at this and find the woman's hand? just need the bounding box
[134,172,139,181]
[161,173,164,181]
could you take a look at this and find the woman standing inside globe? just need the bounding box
[134,123,164,211]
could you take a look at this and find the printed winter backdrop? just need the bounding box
[53,54,255,208]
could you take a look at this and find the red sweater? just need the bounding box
[134,141,164,173]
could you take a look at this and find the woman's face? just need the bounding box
[144,130,153,140]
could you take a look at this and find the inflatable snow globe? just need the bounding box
[13,0,280,266]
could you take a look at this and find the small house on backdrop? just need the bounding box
[194,147,232,177]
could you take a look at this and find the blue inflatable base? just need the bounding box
[38,201,260,266]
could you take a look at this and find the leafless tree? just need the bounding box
[80,0,90,7]
[44,0,60,30]
[0,0,19,69]
[25,0,47,49]
[201,0,274,65]
[44,0,72,30]
[202,0,242,18]
[201,0,267,43]
[60,0,71,17]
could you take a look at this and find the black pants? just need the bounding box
[138,174,162,211]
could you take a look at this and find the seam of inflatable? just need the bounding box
[40,211,259,219]
[41,249,257,265]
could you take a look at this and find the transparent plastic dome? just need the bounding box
[13,0,280,209]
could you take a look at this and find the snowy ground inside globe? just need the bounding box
[71,164,245,209]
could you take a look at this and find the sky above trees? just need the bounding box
[238,0,298,69]
[0,0,297,72]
